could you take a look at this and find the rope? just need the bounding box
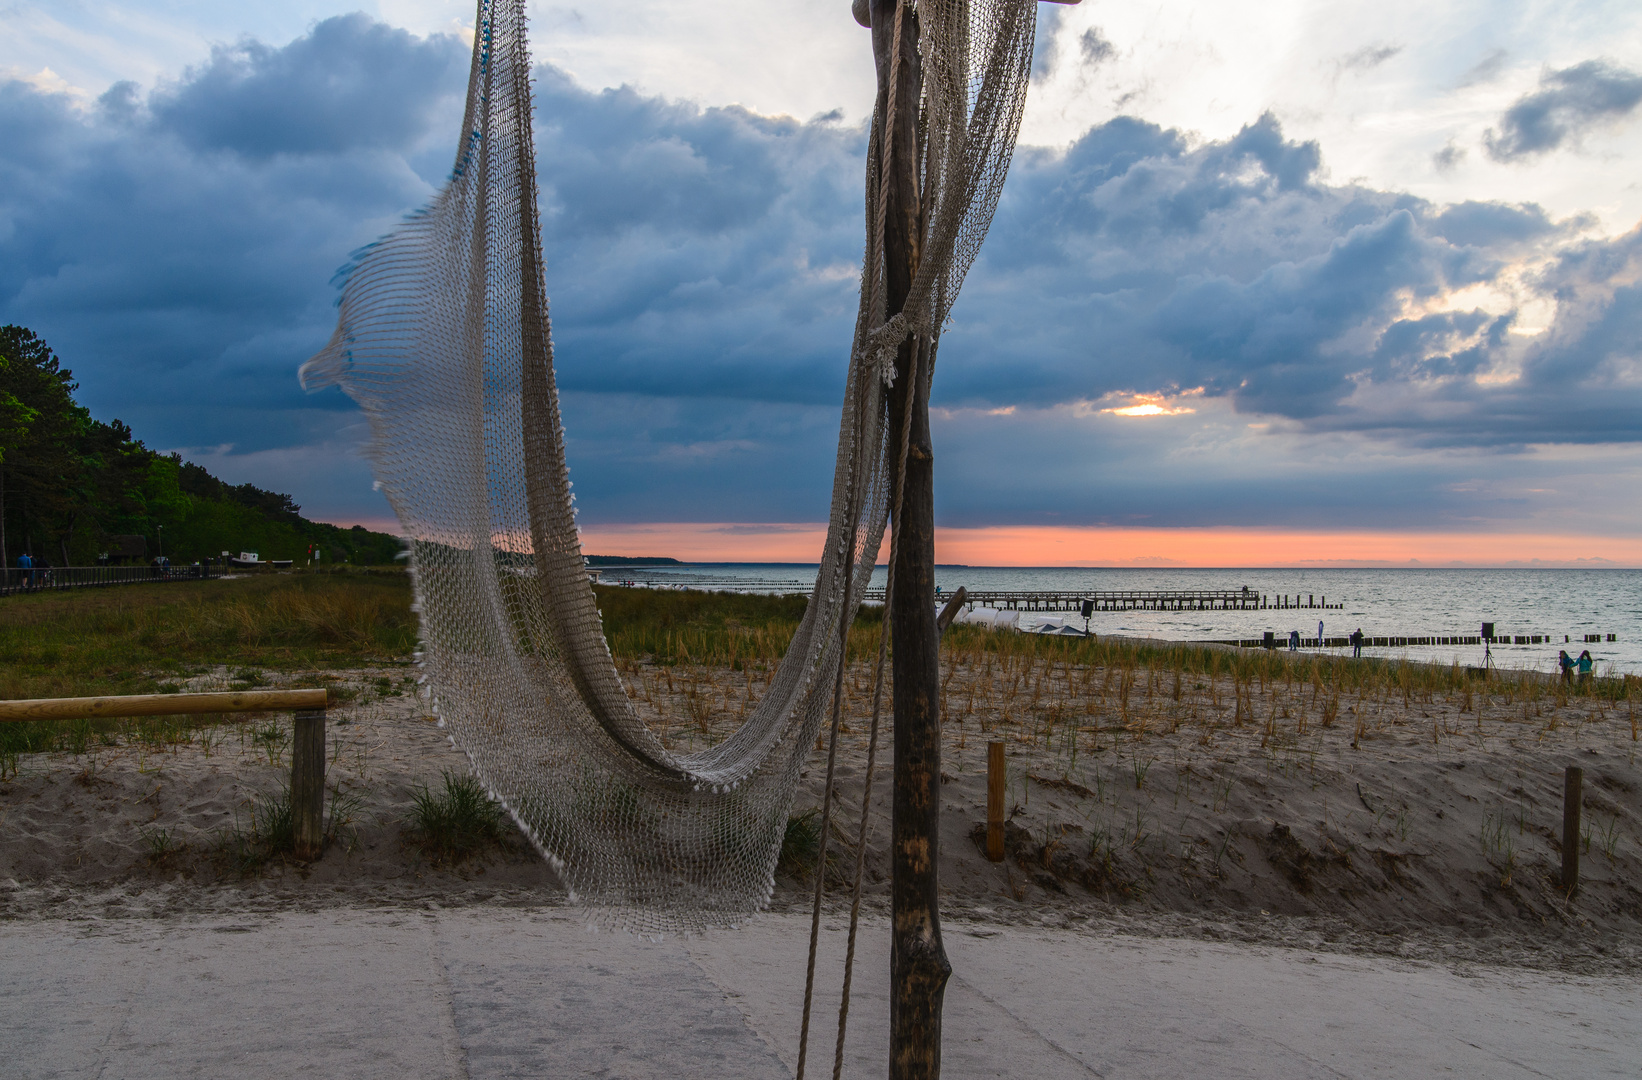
[795,362,871,1080]
[797,5,913,1076]
[834,332,921,1080]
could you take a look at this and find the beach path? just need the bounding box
[4,908,1637,1079]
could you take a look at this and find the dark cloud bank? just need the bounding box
[1,15,1639,532]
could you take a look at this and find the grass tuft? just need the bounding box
[409,771,504,861]
[777,808,825,881]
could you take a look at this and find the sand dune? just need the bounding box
[2,656,1638,974]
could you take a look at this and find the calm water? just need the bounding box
[600,565,1642,675]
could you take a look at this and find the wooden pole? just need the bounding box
[936,586,968,637]
[1562,765,1583,896]
[291,708,327,860]
[869,2,949,1077]
[986,742,1006,862]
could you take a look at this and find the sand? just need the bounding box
[1,651,1639,977]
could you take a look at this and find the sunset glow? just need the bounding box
[568,522,1642,568]
[1096,392,1199,417]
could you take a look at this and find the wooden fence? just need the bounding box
[0,688,330,859]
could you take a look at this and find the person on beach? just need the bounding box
[1577,649,1594,686]
[1318,620,1324,647]
[1559,650,1575,683]
[1289,630,1300,651]
[1350,628,1363,658]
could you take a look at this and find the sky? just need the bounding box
[2,1,1641,567]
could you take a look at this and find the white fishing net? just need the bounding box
[301,0,1035,931]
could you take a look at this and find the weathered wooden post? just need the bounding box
[986,742,1006,862]
[861,2,1075,1075]
[291,707,328,860]
[1562,765,1583,896]
[865,2,948,1075]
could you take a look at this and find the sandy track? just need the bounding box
[3,908,1637,1078]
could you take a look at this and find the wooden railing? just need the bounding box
[0,688,330,859]
[0,563,221,597]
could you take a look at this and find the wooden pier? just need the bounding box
[861,589,1343,612]
[1218,632,1618,649]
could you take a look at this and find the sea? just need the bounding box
[597,565,1642,676]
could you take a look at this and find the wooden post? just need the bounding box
[291,708,327,860]
[868,3,949,1077]
[936,585,968,637]
[986,742,1006,862]
[1562,765,1582,895]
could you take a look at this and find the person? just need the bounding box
[1350,627,1364,659]
[1558,650,1575,684]
[18,551,33,589]
[1577,649,1594,686]
[1289,629,1300,651]
[1318,620,1324,647]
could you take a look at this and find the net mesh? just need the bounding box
[301,0,1035,931]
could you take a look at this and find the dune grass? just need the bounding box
[0,570,419,701]
[3,572,1626,710]
[409,771,506,862]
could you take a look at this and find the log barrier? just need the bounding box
[0,688,330,860]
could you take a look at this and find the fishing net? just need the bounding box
[301,0,1035,931]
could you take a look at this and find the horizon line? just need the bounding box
[311,518,1642,569]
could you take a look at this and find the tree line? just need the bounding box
[0,325,402,567]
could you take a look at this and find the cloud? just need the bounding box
[1484,59,1642,161]
[1432,140,1465,172]
[936,111,1642,453]
[1031,5,1065,81]
[145,14,466,159]
[1336,44,1402,75]
[1459,49,1509,88]
[1079,28,1116,69]
[2,14,1642,537]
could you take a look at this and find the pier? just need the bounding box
[1217,633,1619,649]
[864,589,1344,612]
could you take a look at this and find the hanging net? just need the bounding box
[301,0,1036,932]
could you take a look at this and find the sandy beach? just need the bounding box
[3,645,1641,1075]
[2,650,1638,972]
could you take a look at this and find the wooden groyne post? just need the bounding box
[1563,765,1583,896]
[986,741,1006,862]
[0,688,330,859]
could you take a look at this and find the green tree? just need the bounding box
[0,369,40,569]
[0,324,403,566]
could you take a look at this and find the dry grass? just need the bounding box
[0,571,419,701]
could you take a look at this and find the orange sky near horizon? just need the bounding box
[561,523,1642,568]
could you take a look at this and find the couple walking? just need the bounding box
[1559,649,1594,685]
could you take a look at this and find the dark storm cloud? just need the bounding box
[1,14,1639,532]
[939,111,1642,454]
[1484,59,1642,161]
[146,13,466,158]
[0,14,469,451]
